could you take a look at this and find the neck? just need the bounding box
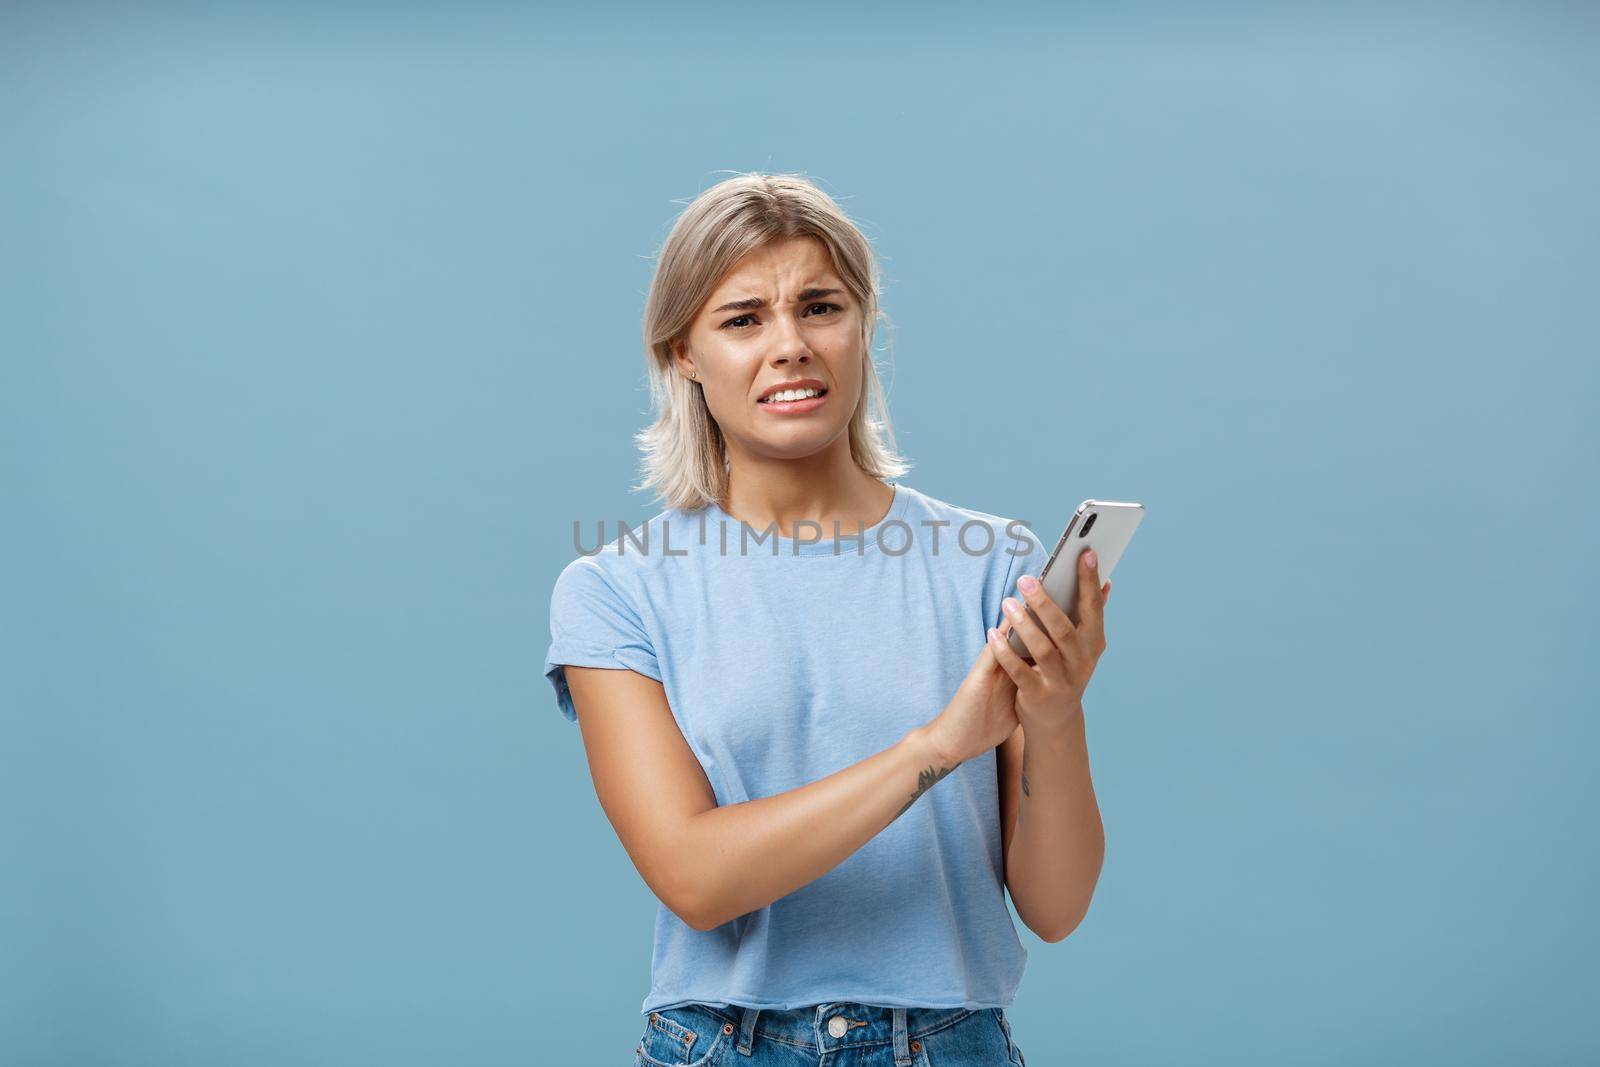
[719,440,894,541]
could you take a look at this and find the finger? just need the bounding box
[988,654,1019,701]
[1103,579,1111,604]
[968,638,998,677]
[1000,594,1061,673]
[1015,573,1075,650]
[1077,547,1106,626]
[987,625,1035,687]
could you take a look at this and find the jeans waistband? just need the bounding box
[687,1001,982,1065]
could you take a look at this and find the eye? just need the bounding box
[719,303,844,330]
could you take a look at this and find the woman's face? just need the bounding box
[673,235,865,464]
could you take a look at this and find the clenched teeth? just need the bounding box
[760,387,825,404]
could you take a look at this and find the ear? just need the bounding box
[669,336,694,377]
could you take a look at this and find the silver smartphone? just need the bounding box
[1003,499,1145,663]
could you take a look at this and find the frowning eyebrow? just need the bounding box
[711,287,844,314]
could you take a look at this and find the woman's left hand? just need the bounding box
[988,546,1112,729]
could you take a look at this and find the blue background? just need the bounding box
[4,2,1595,1064]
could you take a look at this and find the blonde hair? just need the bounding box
[634,172,911,511]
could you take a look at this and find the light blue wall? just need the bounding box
[3,3,1594,1064]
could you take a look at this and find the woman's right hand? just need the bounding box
[920,636,1020,767]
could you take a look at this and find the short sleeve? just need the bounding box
[543,557,662,724]
[991,520,1051,632]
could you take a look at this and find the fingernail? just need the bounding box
[1018,574,1038,593]
[988,627,1000,643]
[1002,597,1020,616]
[1085,549,1098,569]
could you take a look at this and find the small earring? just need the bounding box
[689,371,697,380]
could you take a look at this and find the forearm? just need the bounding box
[682,724,956,930]
[1006,708,1105,941]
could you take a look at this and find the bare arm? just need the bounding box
[997,715,1104,942]
[565,663,957,932]
[993,549,1110,942]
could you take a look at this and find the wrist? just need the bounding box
[909,722,963,771]
[1018,702,1086,739]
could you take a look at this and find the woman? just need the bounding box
[544,173,1111,1066]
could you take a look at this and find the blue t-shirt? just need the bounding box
[543,481,1049,1015]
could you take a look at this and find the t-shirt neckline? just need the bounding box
[704,480,913,557]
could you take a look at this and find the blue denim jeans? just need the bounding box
[634,1002,1027,1066]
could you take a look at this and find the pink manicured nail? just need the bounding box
[1084,549,1098,569]
[1018,574,1038,593]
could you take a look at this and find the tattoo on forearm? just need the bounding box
[1017,747,1031,826]
[893,763,955,821]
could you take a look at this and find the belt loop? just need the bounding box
[893,1006,911,1066]
[736,1006,760,1056]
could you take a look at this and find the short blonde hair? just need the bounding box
[634,172,911,511]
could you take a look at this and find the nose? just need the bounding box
[767,310,812,368]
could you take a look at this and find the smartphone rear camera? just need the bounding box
[1079,513,1098,537]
